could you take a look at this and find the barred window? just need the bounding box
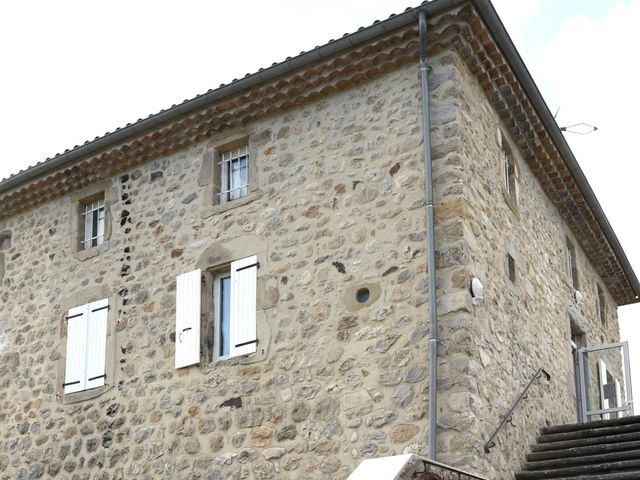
[81,197,105,250]
[219,146,249,204]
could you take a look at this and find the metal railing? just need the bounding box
[420,456,489,479]
[484,367,551,453]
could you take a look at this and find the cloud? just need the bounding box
[0,0,410,182]
[526,0,640,407]
[491,0,541,49]
[529,1,640,265]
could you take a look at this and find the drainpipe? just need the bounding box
[418,10,438,461]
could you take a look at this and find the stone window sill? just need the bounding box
[501,187,520,218]
[201,190,262,219]
[73,241,110,262]
[63,384,113,404]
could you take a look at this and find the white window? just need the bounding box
[81,198,105,249]
[63,298,109,394]
[175,255,257,368]
[219,146,249,204]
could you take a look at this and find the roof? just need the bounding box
[0,0,638,305]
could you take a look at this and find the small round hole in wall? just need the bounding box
[356,288,370,304]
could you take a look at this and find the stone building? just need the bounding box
[0,0,638,479]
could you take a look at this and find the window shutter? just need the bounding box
[176,269,201,368]
[230,255,257,357]
[64,305,88,394]
[85,298,109,389]
[598,359,610,418]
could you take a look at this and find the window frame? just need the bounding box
[212,270,233,360]
[218,145,249,204]
[176,254,262,369]
[567,238,579,290]
[70,180,116,261]
[58,287,117,404]
[63,298,109,395]
[198,130,262,219]
[497,129,519,214]
[80,196,106,250]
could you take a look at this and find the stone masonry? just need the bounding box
[0,4,635,480]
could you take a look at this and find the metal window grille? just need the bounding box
[82,200,105,249]
[218,146,249,203]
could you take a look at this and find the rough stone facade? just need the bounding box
[435,50,625,478]
[0,13,632,480]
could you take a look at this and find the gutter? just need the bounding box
[418,10,439,461]
[471,0,640,302]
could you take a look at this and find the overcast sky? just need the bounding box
[1,1,639,410]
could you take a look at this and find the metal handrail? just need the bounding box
[484,367,551,453]
[420,456,489,480]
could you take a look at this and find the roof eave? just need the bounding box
[470,0,640,304]
[0,0,466,196]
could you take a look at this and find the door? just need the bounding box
[577,341,634,423]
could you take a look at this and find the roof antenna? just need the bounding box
[555,106,598,135]
[560,123,598,135]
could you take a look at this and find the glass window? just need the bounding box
[219,146,249,203]
[217,274,231,358]
[81,198,105,249]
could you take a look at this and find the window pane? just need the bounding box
[229,156,248,200]
[219,276,231,357]
[97,207,105,246]
[84,209,93,249]
[219,147,249,203]
[91,209,99,247]
[220,159,229,203]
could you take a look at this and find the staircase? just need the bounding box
[516,415,640,479]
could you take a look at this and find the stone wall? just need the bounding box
[0,43,626,480]
[0,52,471,480]
[447,51,623,478]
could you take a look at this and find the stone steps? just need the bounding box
[540,416,640,436]
[517,416,640,480]
[537,422,640,444]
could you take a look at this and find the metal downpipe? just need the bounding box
[419,10,438,461]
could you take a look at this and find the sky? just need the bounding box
[1,1,639,411]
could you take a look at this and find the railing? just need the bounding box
[419,457,489,479]
[484,367,551,453]
[346,453,488,480]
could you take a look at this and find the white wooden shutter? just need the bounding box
[176,269,201,368]
[64,304,88,394]
[230,255,258,357]
[599,359,610,419]
[85,298,109,389]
